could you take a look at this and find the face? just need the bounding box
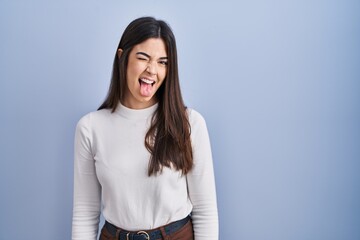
[122,37,168,109]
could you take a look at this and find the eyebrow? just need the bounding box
[136,52,168,60]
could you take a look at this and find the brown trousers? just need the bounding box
[99,220,194,240]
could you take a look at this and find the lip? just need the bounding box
[139,77,156,86]
[139,76,156,82]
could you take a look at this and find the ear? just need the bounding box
[117,48,123,59]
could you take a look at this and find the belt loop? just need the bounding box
[160,226,170,240]
[115,229,120,239]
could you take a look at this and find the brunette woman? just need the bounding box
[72,17,218,240]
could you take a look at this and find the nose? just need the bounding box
[146,60,157,75]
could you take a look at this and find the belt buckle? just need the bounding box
[137,230,150,240]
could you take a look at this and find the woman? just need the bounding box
[72,17,218,240]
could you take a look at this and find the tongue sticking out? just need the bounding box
[140,81,153,97]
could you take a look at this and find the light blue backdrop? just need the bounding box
[1,0,359,239]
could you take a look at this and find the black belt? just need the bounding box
[105,216,191,240]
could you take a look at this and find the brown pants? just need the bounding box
[99,220,194,240]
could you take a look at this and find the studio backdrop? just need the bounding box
[1,0,359,239]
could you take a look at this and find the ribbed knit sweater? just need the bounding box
[72,103,218,239]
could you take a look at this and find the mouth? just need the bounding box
[138,77,156,97]
[139,78,156,86]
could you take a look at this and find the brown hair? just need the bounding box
[98,17,193,176]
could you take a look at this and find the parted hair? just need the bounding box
[98,17,193,176]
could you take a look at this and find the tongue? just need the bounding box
[140,82,152,97]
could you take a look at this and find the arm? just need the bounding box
[187,111,219,240]
[72,115,101,240]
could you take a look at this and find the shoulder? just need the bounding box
[76,108,113,131]
[186,108,212,156]
[186,107,208,131]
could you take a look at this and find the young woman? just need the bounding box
[72,17,218,240]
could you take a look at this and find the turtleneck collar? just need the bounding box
[115,102,158,120]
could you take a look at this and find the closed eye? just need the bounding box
[136,52,150,61]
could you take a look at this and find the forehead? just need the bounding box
[131,38,167,57]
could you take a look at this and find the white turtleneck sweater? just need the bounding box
[72,103,218,240]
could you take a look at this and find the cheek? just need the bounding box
[127,61,146,79]
[159,68,167,81]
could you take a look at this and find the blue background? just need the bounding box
[1,0,359,239]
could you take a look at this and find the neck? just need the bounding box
[122,97,158,110]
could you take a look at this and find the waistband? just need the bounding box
[104,215,191,240]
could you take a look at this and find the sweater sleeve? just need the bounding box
[72,114,101,240]
[187,110,219,240]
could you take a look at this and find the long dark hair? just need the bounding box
[98,17,193,176]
